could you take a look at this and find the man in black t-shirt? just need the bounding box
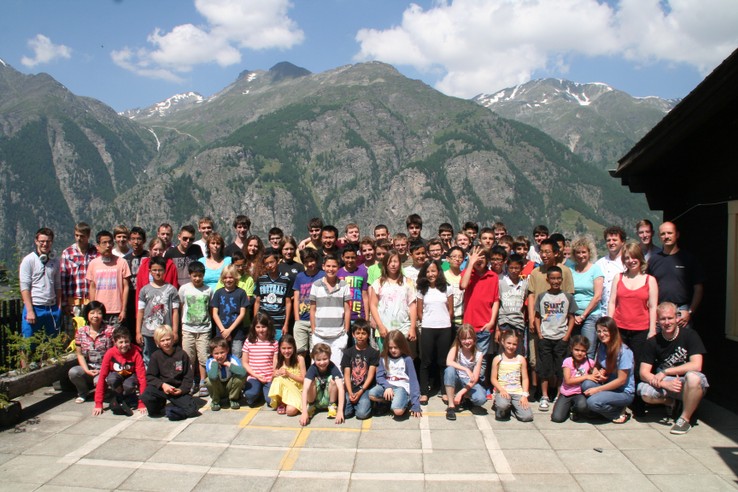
[638,302,708,435]
[165,225,202,287]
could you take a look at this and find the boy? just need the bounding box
[193,217,214,257]
[513,236,536,278]
[460,246,500,383]
[310,254,352,367]
[93,327,146,416]
[112,225,130,258]
[206,336,247,411]
[165,225,202,287]
[141,325,199,420]
[359,237,376,269]
[338,245,369,321]
[224,215,251,257]
[137,256,180,365]
[533,266,577,411]
[341,319,379,420]
[254,252,293,340]
[392,233,410,268]
[124,226,148,326]
[403,243,427,283]
[293,249,325,354]
[266,227,284,256]
[300,343,345,426]
[529,225,550,265]
[479,227,495,252]
[212,264,249,353]
[87,230,131,328]
[489,245,507,277]
[492,222,507,242]
[373,224,390,242]
[438,223,454,253]
[337,223,362,263]
[317,225,340,265]
[463,221,479,245]
[427,239,449,271]
[497,235,514,257]
[455,232,471,253]
[298,217,324,251]
[366,240,390,286]
[406,213,425,247]
[498,254,528,355]
[179,261,213,397]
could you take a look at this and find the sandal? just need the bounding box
[612,411,631,424]
[277,404,287,415]
[419,395,429,406]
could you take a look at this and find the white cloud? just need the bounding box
[21,34,72,68]
[112,0,303,80]
[354,0,738,97]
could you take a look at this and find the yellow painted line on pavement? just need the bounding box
[279,428,311,471]
[238,407,261,428]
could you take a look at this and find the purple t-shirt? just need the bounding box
[293,270,325,321]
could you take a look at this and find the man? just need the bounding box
[157,223,174,250]
[638,302,708,435]
[647,222,704,330]
[20,228,62,338]
[124,226,149,327]
[594,226,626,313]
[165,225,201,287]
[224,215,251,257]
[636,219,661,262]
[61,222,98,317]
[192,217,214,257]
[317,225,340,266]
[87,230,131,327]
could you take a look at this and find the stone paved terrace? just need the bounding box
[0,389,737,491]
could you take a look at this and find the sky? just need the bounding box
[2,0,737,112]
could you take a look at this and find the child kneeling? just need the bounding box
[206,336,247,411]
[300,343,345,425]
[141,325,200,420]
[368,330,422,419]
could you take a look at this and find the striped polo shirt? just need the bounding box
[310,278,350,338]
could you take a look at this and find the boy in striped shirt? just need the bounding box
[310,254,352,367]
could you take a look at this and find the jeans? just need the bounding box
[582,380,634,420]
[476,330,492,383]
[443,366,486,407]
[578,314,597,359]
[494,393,533,422]
[369,384,409,411]
[344,387,373,419]
[551,393,588,422]
[244,377,272,406]
[141,335,157,366]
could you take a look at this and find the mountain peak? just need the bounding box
[0,57,6,67]
[268,61,311,82]
[121,91,204,119]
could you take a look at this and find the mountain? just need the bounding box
[474,78,678,168]
[0,60,156,264]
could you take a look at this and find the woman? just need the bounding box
[368,249,417,352]
[244,235,265,279]
[68,301,115,402]
[135,237,179,306]
[582,317,635,423]
[278,236,304,281]
[608,242,658,366]
[570,235,604,358]
[198,232,231,290]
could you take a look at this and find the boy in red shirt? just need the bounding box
[93,327,147,417]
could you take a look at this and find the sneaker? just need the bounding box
[670,417,692,435]
[190,382,200,395]
[198,386,209,397]
[230,400,241,410]
[539,397,550,412]
[327,403,338,419]
[446,407,456,421]
[119,399,134,417]
[211,402,221,412]
[486,388,493,400]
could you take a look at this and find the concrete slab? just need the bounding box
[600,428,680,450]
[685,447,738,476]
[290,449,357,472]
[36,485,110,492]
[47,462,136,489]
[84,437,166,462]
[23,433,96,456]
[353,450,423,473]
[423,449,494,474]
[623,448,712,474]
[426,413,480,429]
[426,479,504,491]
[0,481,44,492]
[502,449,568,474]
[573,473,660,492]
[501,473,582,491]
[349,478,425,492]
[557,449,639,474]
[123,419,187,440]
[148,442,227,466]
[304,428,361,448]
[214,446,286,469]
[493,429,552,449]
[233,427,299,447]
[0,428,55,454]
[61,417,125,436]
[0,454,69,484]
[430,429,486,449]
[172,423,241,443]
[647,473,738,492]
[193,474,276,491]
[541,429,615,450]
[357,429,421,449]
[271,477,350,491]
[117,468,205,492]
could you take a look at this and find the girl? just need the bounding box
[570,235,604,357]
[278,236,304,281]
[211,265,249,355]
[582,317,635,423]
[268,334,306,416]
[491,330,533,422]
[443,324,486,420]
[242,313,279,406]
[368,330,422,418]
[444,246,466,329]
[198,232,232,290]
[551,335,596,422]
[368,250,417,351]
[69,301,116,403]
[254,251,292,341]
[244,235,265,278]
[416,259,453,405]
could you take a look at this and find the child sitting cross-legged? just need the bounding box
[299,343,345,426]
[140,325,200,421]
[206,336,247,411]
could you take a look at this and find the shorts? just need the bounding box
[182,330,210,367]
[637,371,709,400]
[536,338,567,380]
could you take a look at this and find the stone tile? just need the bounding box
[118,468,205,492]
[353,450,423,473]
[623,448,711,474]
[0,482,42,492]
[124,419,187,440]
[541,429,614,450]
[430,429,486,450]
[193,474,276,491]
[697,401,738,430]
[426,479,504,491]
[502,449,568,474]
[718,475,738,490]
[557,449,638,474]
[85,437,166,462]
[48,463,135,489]
[290,449,357,472]
[357,429,421,449]
[173,423,241,443]
[0,454,69,483]
[647,474,738,492]
[215,447,286,469]
[272,477,349,491]
[233,427,299,447]
[350,478,425,491]
[502,473,582,491]
[426,414,480,430]
[304,429,361,448]
[600,428,679,450]
[487,414,539,430]
[23,433,95,456]
[685,447,738,476]
[0,428,55,454]
[149,442,227,466]
[365,414,421,430]
[60,417,124,436]
[196,407,257,425]
[423,449,494,474]
[662,426,738,449]
[493,429,551,449]
[36,486,110,492]
[574,474,659,492]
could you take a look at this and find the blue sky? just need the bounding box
[2,0,737,112]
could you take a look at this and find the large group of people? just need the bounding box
[17,214,707,434]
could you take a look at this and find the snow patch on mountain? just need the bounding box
[0,58,6,67]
